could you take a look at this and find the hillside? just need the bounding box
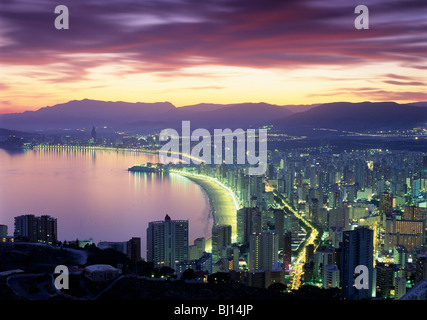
[270,101,427,130]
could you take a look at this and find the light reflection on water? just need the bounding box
[0,148,211,259]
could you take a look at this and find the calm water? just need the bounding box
[0,148,212,258]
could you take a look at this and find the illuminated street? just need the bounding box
[273,190,320,290]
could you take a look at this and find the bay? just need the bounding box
[0,148,212,259]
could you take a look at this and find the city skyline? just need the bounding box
[1,0,426,305]
[1,0,426,113]
[1,144,427,301]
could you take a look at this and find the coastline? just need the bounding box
[21,145,239,244]
[170,171,238,242]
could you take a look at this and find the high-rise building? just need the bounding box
[404,206,427,220]
[14,214,37,242]
[0,225,8,238]
[328,207,350,230]
[309,198,319,221]
[273,209,285,250]
[237,207,261,244]
[354,159,366,190]
[188,237,206,260]
[14,214,57,244]
[411,178,420,198]
[379,192,393,215]
[212,225,232,263]
[376,263,396,299]
[393,245,409,268]
[306,243,315,264]
[146,214,188,268]
[249,232,278,271]
[127,237,141,262]
[341,227,374,300]
[38,215,57,245]
[394,277,406,300]
[323,264,340,289]
[91,126,97,142]
[384,219,424,251]
[414,255,427,284]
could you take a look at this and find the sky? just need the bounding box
[0,0,426,113]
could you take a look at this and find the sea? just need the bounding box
[0,148,212,259]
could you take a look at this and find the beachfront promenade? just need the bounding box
[170,170,240,242]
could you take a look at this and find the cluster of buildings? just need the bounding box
[2,148,426,299]
[1,214,58,244]
[162,148,427,299]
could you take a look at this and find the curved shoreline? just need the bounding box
[32,146,239,243]
[170,171,238,241]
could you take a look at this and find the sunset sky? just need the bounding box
[0,0,426,113]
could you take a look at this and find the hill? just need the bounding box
[129,102,293,130]
[0,100,293,131]
[1,100,426,133]
[0,99,176,131]
[270,101,427,130]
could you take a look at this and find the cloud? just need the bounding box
[0,83,9,90]
[1,0,426,111]
[383,80,425,86]
[1,0,425,74]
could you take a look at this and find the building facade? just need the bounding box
[146,214,188,268]
[248,232,278,271]
[14,214,57,244]
[341,227,374,300]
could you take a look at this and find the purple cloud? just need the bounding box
[0,0,425,75]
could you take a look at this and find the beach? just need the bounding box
[170,171,238,242]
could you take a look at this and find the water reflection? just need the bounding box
[0,148,210,259]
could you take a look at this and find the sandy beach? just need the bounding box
[170,171,238,241]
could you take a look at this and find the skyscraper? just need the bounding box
[127,237,141,262]
[404,206,427,220]
[14,214,37,242]
[38,215,57,244]
[91,126,97,142]
[237,207,261,244]
[146,214,188,268]
[376,263,396,299]
[273,209,285,250]
[212,225,232,263]
[341,226,374,300]
[379,192,393,215]
[249,232,278,271]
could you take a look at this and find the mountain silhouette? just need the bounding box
[0,99,175,131]
[270,101,427,130]
[0,100,425,132]
[0,100,293,131]
[128,102,293,130]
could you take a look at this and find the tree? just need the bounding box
[268,282,287,293]
[157,266,175,278]
[181,268,197,281]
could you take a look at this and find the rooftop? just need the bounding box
[85,264,118,273]
[400,280,427,300]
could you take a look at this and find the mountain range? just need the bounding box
[0,99,426,133]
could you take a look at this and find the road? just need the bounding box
[273,190,320,290]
